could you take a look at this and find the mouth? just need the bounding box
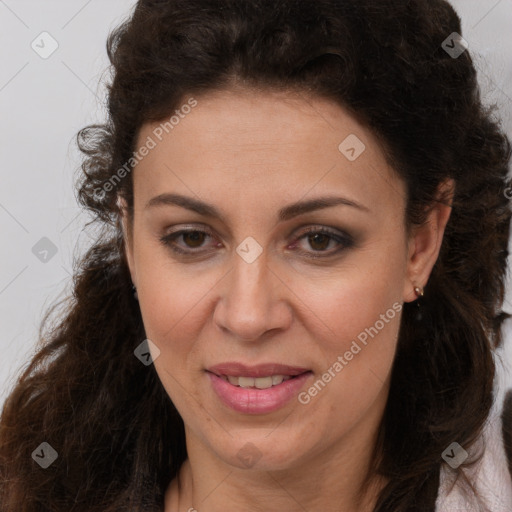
[212,373,306,389]
[205,363,313,414]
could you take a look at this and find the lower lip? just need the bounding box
[207,371,313,414]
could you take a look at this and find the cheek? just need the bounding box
[134,225,217,322]
[291,248,403,412]
[294,245,404,353]
[137,264,218,353]
[296,279,401,401]
[136,262,215,416]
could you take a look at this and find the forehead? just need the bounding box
[132,88,405,216]
[140,88,373,153]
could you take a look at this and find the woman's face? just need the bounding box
[122,88,445,472]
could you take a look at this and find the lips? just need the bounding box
[207,370,313,414]
[205,362,313,414]
[207,362,311,378]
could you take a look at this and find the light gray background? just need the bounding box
[1,0,511,409]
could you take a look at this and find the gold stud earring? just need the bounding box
[414,285,424,298]
[413,284,424,321]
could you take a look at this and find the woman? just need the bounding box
[1,0,511,510]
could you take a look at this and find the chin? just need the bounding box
[211,430,310,471]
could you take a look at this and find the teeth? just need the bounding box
[227,375,238,386]
[239,376,260,388]
[223,375,293,388]
[272,375,285,385]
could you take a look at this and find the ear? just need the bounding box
[403,179,454,303]
[117,195,137,287]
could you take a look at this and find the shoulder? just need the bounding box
[435,387,512,512]
[503,388,512,481]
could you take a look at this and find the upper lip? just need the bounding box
[207,362,311,378]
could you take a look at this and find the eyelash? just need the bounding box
[159,225,354,259]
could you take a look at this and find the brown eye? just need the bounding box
[159,228,216,255]
[291,226,354,258]
[307,233,331,251]
[182,231,207,248]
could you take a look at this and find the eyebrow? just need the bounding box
[145,193,370,222]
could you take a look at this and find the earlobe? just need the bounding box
[403,179,454,303]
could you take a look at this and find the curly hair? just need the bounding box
[1,1,511,511]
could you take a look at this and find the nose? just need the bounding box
[213,251,292,342]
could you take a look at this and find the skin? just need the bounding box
[120,87,453,512]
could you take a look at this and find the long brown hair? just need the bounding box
[1,1,511,510]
